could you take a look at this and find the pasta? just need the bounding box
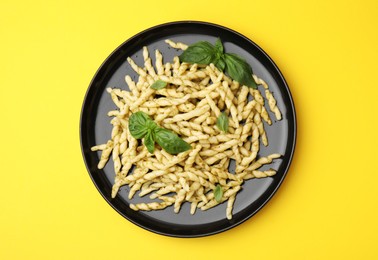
[91,40,282,220]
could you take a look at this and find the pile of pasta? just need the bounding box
[91,40,282,219]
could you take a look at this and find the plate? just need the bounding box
[80,21,296,237]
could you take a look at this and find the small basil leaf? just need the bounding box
[216,112,229,133]
[179,41,217,65]
[144,131,155,153]
[214,38,224,53]
[154,127,191,155]
[128,111,153,139]
[214,184,223,202]
[224,53,257,89]
[150,80,167,90]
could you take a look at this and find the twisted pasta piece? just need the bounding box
[177,172,215,189]
[160,150,191,170]
[226,195,236,220]
[190,201,198,215]
[265,89,282,120]
[91,144,107,151]
[112,133,122,174]
[204,150,234,165]
[155,106,179,123]
[190,82,220,98]
[129,88,155,110]
[96,140,113,169]
[138,181,155,197]
[181,70,208,81]
[165,39,188,50]
[246,153,281,171]
[178,62,189,76]
[239,145,250,157]
[252,74,282,120]
[237,86,250,121]
[155,49,164,75]
[127,57,147,77]
[186,182,201,201]
[157,75,197,88]
[200,186,241,211]
[143,46,157,78]
[185,144,202,170]
[254,113,268,146]
[188,166,215,182]
[205,94,221,117]
[210,168,239,181]
[141,94,190,108]
[107,89,125,109]
[219,81,239,127]
[235,123,259,173]
[140,170,168,182]
[156,88,185,98]
[192,112,210,124]
[163,105,210,123]
[250,88,272,124]
[183,135,210,144]
[174,189,186,213]
[232,143,242,163]
[189,63,198,72]
[121,148,149,165]
[172,56,180,76]
[130,201,174,211]
[178,121,216,135]
[207,133,240,144]
[164,62,172,76]
[125,75,139,98]
[149,184,180,199]
[241,100,257,119]
[200,76,210,86]
[199,139,239,156]
[239,110,255,143]
[243,169,277,180]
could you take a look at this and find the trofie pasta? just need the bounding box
[91,40,282,219]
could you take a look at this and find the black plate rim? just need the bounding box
[80,20,296,238]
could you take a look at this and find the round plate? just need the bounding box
[80,21,296,237]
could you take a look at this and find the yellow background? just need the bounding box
[1,0,377,259]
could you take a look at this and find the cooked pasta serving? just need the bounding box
[91,39,282,219]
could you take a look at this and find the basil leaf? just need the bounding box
[214,184,223,202]
[214,38,224,53]
[144,131,155,153]
[128,111,153,139]
[179,39,257,87]
[179,41,217,65]
[224,53,257,89]
[216,112,229,133]
[150,80,167,90]
[213,39,226,71]
[154,127,191,155]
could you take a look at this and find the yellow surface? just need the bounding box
[1,0,377,259]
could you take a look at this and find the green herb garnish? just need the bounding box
[216,112,229,133]
[150,80,167,90]
[214,184,223,203]
[143,130,155,153]
[128,111,153,139]
[154,127,192,155]
[179,38,257,89]
[128,111,191,155]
